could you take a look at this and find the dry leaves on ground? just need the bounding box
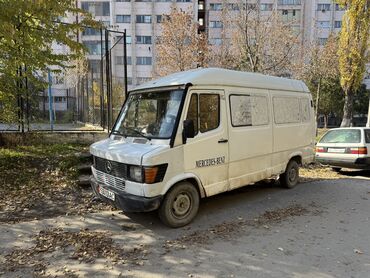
[2,227,150,276]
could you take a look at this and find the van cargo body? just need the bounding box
[90,68,316,227]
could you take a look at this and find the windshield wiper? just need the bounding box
[111,130,126,137]
[121,127,151,140]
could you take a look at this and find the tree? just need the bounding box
[0,0,97,128]
[336,0,370,127]
[229,3,301,76]
[294,35,341,126]
[155,7,209,77]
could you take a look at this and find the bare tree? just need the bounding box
[226,2,301,76]
[155,7,208,77]
[293,35,340,125]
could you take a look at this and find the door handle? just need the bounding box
[218,139,228,143]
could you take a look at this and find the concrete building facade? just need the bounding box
[48,0,369,114]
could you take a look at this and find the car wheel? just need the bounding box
[280,160,299,189]
[159,182,200,228]
[331,167,341,172]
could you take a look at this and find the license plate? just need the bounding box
[99,186,115,201]
[328,148,345,153]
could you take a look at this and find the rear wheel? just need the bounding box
[159,182,200,228]
[331,167,341,172]
[280,160,300,189]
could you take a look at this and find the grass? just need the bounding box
[0,142,112,223]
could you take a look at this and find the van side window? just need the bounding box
[199,94,220,133]
[273,97,300,124]
[230,95,268,126]
[186,94,199,135]
[300,98,310,122]
[365,130,370,143]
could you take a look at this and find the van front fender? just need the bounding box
[162,173,206,198]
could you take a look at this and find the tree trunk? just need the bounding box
[340,89,354,127]
[324,114,328,129]
[366,95,370,127]
[315,78,321,123]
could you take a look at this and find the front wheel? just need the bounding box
[159,182,200,228]
[280,160,299,189]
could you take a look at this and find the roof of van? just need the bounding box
[132,68,310,93]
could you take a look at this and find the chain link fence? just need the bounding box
[0,26,128,132]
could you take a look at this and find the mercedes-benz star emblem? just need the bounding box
[105,161,112,174]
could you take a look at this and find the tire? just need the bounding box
[280,160,300,189]
[331,167,341,172]
[159,182,200,228]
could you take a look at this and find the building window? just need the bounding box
[136,57,152,65]
[209,38,222,45]
[334,21,342,28]
[318,37,328,46]
[210,3,222,11]
[136,77,152,85]
[136,15,152,23]
[116,0,131,2]
[278,0,301,5]
[260,3,273,11]
[115,56,132,65]
[198,1,204,10]
[176,0,191,2]
[136,35,152,44]
[82,28,100,36]
[335,3,345,11]
[282,9,301,21]
[81,2,110,16]
[317,21,330,28]
[228,3,239,10]
[209,21,223,28]
[89,60,101,73]
[116,15,131,23]
[317,4,330,11]
[83,41,102,55]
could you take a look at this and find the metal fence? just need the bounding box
[0,25,128,132]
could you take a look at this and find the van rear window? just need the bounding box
[320,129,361,143]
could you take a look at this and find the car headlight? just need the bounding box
[129,166,143,183]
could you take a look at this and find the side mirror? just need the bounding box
[183,119,195,143]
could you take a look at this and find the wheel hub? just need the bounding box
[172,193,191,217]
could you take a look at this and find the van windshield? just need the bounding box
[113,89,184,139]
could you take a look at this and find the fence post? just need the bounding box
[124,30,128,98]
[48,69,54,131]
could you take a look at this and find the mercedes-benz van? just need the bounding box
[90,68,315,227]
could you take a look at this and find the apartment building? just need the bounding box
[47,0,369,115]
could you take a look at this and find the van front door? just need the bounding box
[183,90,229,197]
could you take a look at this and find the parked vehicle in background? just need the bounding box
[90,68,316,227]
[316,127,370,171]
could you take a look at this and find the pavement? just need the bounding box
[1,176,370,278]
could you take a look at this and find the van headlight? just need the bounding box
[129,166,143,183]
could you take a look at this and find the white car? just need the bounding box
[316,127,370,171]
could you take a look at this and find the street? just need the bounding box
[1,173,370,278]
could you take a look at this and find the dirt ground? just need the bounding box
[1,140,369,277]
[1,159,370,277]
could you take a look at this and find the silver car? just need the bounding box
[315,127,370,171]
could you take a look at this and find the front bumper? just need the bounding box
[90,176,162,212]
[315,156,370,169]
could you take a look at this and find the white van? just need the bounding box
[90,68,315,227]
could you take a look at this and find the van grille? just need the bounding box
[92,167,126,192]
[93,156,128,179]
